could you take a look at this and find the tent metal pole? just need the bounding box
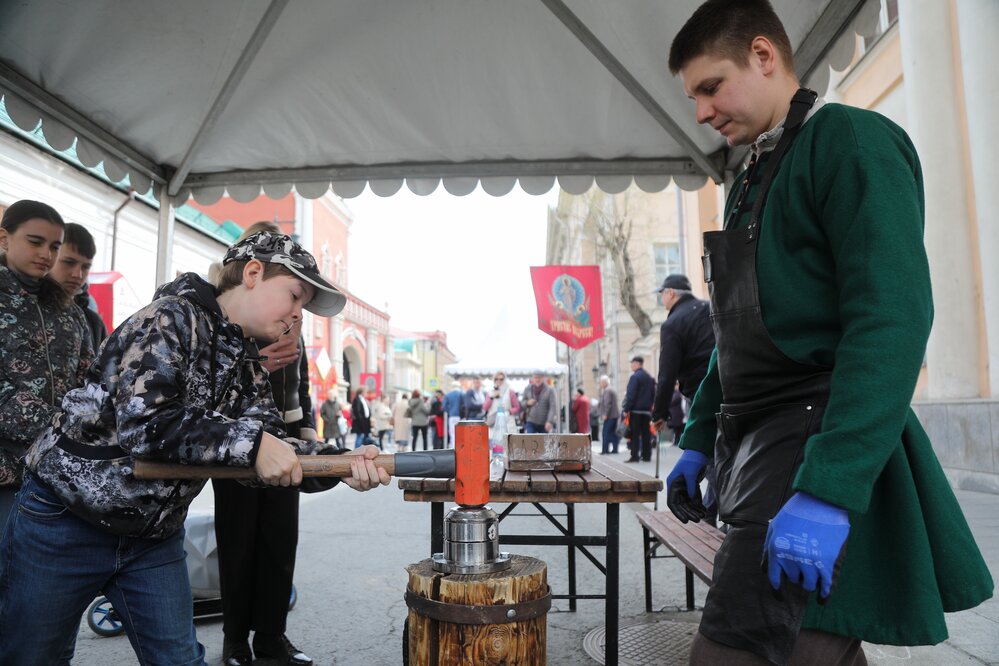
[167,0,290,196]
[155,186,175,288]
[538,0,722,183]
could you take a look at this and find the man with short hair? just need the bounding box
[665,1,992,663]
[50,222,108,351]
[621,356,655,462]
[650,273,714,434]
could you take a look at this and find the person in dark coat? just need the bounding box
[351,387,373,448]
[649,273,714,433]
[621,356,656,462]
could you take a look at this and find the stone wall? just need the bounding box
[912,400,999,494]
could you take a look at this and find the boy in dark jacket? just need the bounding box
[0,232,390,665]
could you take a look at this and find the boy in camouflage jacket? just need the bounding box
[0,232,390,666]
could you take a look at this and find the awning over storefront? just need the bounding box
[0,0,878,203]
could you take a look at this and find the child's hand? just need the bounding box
[258,334,300,373]
[255,432,303,486]
[343,445,391,491]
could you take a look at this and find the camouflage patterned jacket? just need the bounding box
[27,273,336,538]
[0,259,93,487]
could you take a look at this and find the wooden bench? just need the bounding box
[636,510,724,611]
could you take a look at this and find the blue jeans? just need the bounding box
[524,422,546,434]
[0,473,206,666]
[601,418,619,453]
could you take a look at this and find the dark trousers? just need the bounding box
[628,412,653,461]
[213,479,299,639]
[412,425,429,450]
[690,628,867,666]
[601,418,619,454]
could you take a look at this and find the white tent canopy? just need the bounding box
[444,365,568,380]
[0,0,879,206]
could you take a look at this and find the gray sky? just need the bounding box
[345,186,561,368]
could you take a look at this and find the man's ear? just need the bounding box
[750,36,779,76]
[0,229,8,251]
[242,258,265,287]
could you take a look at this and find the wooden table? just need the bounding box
[399,457,663,666]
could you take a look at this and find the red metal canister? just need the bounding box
[454,420,490,507]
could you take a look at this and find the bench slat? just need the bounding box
[641,512,724,551]
[637,510,723,584]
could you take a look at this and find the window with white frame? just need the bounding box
[653,242,681,285]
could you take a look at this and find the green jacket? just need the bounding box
[680,103,993,645]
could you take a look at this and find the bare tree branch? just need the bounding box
[589,191,653,337]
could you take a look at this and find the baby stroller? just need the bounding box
[86,509,297,637]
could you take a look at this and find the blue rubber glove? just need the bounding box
[764,492,850,601]
[665,449,709,523]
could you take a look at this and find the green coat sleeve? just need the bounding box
[793,112,932,514]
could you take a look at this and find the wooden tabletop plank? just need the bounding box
[553,471,585,493]
[501,470,531,493]
[591,457,663,492]
[403,490,658,504]
[528,471,558,492]
[577,469,612,493]
[397,478,423,491]
[589,459,640,490]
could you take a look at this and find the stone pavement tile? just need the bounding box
[863,642,985,665]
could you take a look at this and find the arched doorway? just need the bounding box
[343,346,363,399]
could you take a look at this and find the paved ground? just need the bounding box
[70,442,998,665]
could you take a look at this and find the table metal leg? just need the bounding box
[606,503,619,666]
[686,568,695,611]
[567,503,577,612]
[431,502,444,555]
[643,526,653,613]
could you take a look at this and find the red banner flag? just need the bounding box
[530,265,604,349]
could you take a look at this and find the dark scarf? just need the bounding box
[9,266,42,295]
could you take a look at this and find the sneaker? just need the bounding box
[253,634,314,666]
[222,636,252,666]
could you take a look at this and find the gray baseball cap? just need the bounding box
[223,231,346,316]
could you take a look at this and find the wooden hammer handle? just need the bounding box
[132,454,397,480]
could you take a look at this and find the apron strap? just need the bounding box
[746,88,818,236]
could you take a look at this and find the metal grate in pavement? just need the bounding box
[582,618,698,665]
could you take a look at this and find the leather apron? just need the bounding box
[697,89,833,666]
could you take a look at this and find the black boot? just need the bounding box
[221,636,252,666]
[253,634,314,666]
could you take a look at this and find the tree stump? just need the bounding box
[405,555,549,665]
